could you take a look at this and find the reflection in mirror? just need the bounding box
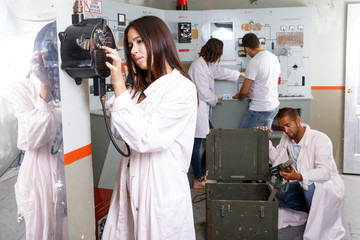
[210,22,235,61]
[210,22,234,40]
[0,3,69,239]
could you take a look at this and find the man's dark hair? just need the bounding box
[275,108,299,121]
[242,33,260,49]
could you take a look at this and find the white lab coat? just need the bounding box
[188,57,239,138]
[269,124,345,240]
[8,76,68,240]
[102,69,197,239]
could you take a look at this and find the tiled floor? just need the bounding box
[0,168,25,240]
[1,167,359,239]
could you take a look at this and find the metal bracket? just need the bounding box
[76,34,90,50]
[259,204,265,218]
[219,202,227,217]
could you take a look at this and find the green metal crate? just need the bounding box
[206,129,278,240]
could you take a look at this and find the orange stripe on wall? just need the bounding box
[64,143,92,166]
[311,86,345,90]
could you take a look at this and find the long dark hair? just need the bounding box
[198,38,223,63]
[123,16,192,97]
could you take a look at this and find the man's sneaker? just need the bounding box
[204,176,216,183]
[193,178,206,189]
[205,179,217,183]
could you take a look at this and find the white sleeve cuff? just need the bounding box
[36,97,55,112]
[299,172,309,191]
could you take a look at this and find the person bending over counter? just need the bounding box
[233,33,280,129]
[259,107,345,240]
[188,38,241,189]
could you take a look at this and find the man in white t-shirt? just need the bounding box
[233,33,280,129]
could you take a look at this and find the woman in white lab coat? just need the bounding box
[188,38,240,188]
[269,122,345,240]
[102,16,197,239]
[9,22,68,240]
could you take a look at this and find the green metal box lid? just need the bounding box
[206,128,269,181]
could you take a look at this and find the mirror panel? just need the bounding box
[0,1,68,239]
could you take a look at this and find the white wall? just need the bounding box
[115,0,353,168]
[56,0,96,238]
[115,0,350,86]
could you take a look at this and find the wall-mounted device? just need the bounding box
[176,0,188,10]
[178,22,192,43]
[238,50,246,57]
[117,13,126,26]
[58,16,115,90]
[238,38,243,47]
[259,37,266,45]
[58,0,130,157]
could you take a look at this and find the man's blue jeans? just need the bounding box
[276,182,315,213]
[191,121,213,179]
[240,107,279,129]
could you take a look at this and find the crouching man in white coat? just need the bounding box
[261,107,345,240]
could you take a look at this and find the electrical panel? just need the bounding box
[178,22,192,43]
[201,7,312,98]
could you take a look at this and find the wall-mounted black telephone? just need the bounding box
[58,1,130,157]
[58,16,115,88]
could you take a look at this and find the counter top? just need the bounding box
[220,96,313,101]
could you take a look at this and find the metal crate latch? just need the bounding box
[219,202,227,217]
[259,204,265,218]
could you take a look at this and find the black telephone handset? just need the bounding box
[92,19,130,157]
[91,19,116,97]
[126,73,134,91]
[91,19,115,79]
